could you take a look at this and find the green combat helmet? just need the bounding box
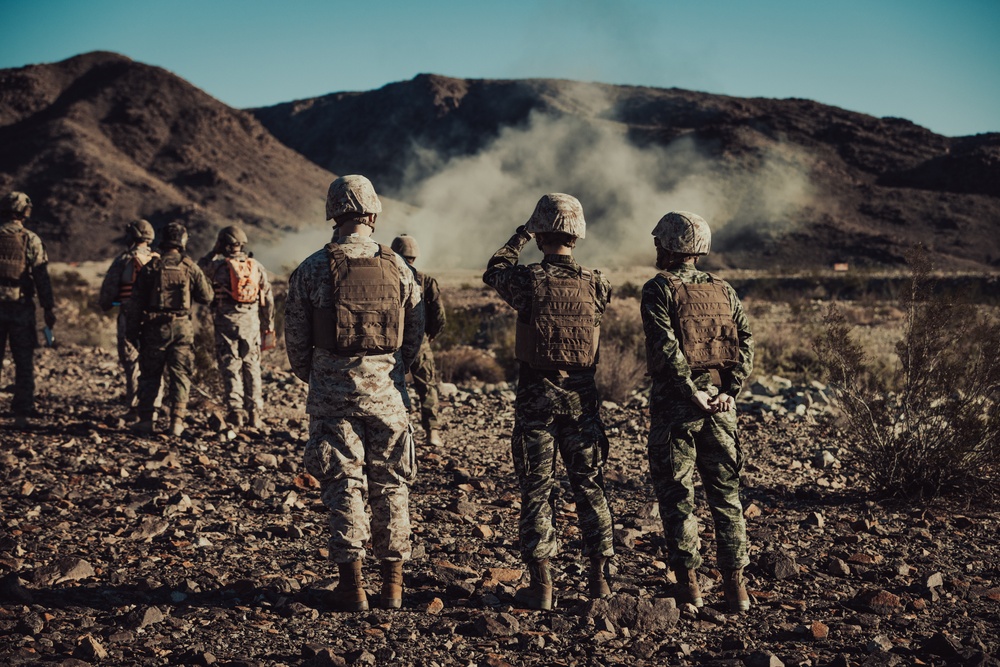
[391,234,419,260]
[651,211,711,255]
[525,193,586,239]
[217,225,248,251]
[326,175,382,223]
[161,222,189,250]
[0,192,32,219]
[127,219,155,244]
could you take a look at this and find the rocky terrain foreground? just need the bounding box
[1,345,998,667]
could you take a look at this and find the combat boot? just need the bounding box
[588,556,611,599]
[722,568,750,613]
[428,428,443,447]
[331,561,368,612]
[12,414,29,429]
[226,410,245,429]
[247,410,263,429]
[169,417,185,437]
[675,567,704,608]
[134,418,155,435]
[380,560,403,609]
[516,559,553,610]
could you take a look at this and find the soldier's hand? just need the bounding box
[709,393,735,412]
[690,390,716,413]
[515,224,534,239]
[43,309,56,328]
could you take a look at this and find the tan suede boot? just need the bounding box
[516,559,553,610]
[588,556,611,599]
[169,417,185,437]
[331,561,368,612]
[380,560,403,609]
[723,568,750,612]
[676,567,704,608]
[428,429,443,447]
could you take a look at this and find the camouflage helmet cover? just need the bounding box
[525,193,586,239]
[0,192,32,218]
[326,175,382,221]
[218,224,248,248]
[651,211,711,255]
[161,222,189,250]
[127,219,155,243]
[391,234,419,259]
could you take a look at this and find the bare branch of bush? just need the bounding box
[436,346,506,384]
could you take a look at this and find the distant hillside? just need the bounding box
[253,74,1000,271]
[0,52,334,261]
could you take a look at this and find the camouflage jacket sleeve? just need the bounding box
[423,274,446,340]
[284,263,314,383]
[255,259,275,331]
[594,270,612,326]
[482,226,534,312]
[98,254,126,311]
[26,230,54,310]
[398,254,425,369]
[641,276,698,399]
[187,258,214,306]
[723,282,754,397]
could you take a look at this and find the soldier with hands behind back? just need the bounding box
[0,192,55,429]
[391,234,446,447]
[284,175,424,612]
[128,222,213,437]
[199,224,275,430]
[641,211,754,613]
[483,193,615,610]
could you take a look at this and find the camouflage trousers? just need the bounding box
[213,311,262,414]
[304,412,416,563]
[137,315,195,420]
[0,303,37,416]
[647,405,748,572]
[116,309,140,407]
[410,338,439,431]
[511,409,614,561]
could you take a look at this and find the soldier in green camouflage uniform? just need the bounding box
[285,175,424,612]
[0,192,56,429]
[484,193,614,610]
[199,225,275,429]
[641,211,754,613]
[127,222,214,437]
[391,235,446,446]
[99,219,160,413]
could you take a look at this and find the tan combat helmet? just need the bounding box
[0,192,32,219]
[391,234,419,260]
[161,222,189,250]
[326,175,382,223]
[651,211,711,255]
[525,193,586,239]
[217,224,248,251]
[127,219,155,244]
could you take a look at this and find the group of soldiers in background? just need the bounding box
[1,175,753,615]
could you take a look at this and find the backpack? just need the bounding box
[225,257,260,303]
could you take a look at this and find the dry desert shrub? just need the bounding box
[436,346,506,384]
[815,248,1000,500]
[595,297,647,403]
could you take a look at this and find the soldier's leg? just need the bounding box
[511,412,560,562]
[241,326,263,414]
[137,331,167,421]
[8,307,37,416]
[304,417,371,563]
[695,410,749,571]
[214,319,243,414]
[556,413,614,558]
[647,415,703,571]
[117,310,140,407]
[166,320,195,420]
[363,411,414,561]
[410,342,439,432]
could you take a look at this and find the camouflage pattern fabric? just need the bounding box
[484,227,614,561]
[200,253,274,414]
[304,413,415,562]
[128,250,213,420]
[285,232,423,564]
[0,221,54,416]
[410,268,445,431]
[641,262,754,572]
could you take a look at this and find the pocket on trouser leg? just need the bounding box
[402,423,417,483]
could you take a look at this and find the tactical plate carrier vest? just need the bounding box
[515,264,600,370]
[0,228,28,301]
[660,271,739,377]
[119,252,154,302]
[148,256,192,313]
[225,257,260,304]
[312,242,403,355]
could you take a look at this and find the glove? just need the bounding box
[43,309,56,328]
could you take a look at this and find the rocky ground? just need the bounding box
[1,341,998,667]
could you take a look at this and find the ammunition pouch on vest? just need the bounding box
[0,228,28,301]
[312,242,403,355]
[515,264,600,370]
[149,257,191,312]
[661,271,739,381]
[225,257,260,304]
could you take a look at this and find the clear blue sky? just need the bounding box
[3,0,998,137]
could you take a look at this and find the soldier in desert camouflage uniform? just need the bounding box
[391,234,446,447]
[99,219,160,414]
[0,192,56,429]
[641,211,754,613]
[199,225,275,430]
[285,175,424,612]
[484,193,615,610]
[128,222,214,437]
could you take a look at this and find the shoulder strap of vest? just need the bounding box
[325,242,349,282]
[657,269,684,292]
